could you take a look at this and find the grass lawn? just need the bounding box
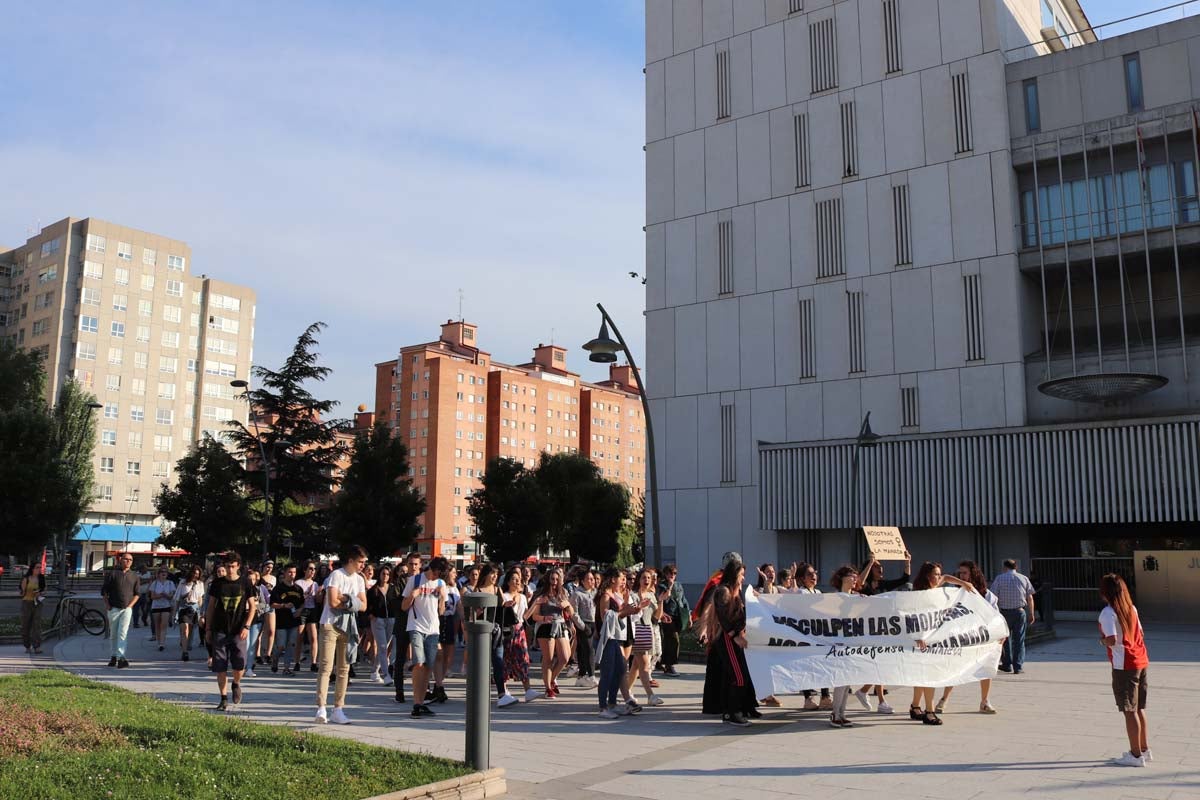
[0,670,469,800]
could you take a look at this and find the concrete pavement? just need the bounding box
[0,621,1196,799]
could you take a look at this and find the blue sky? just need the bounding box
[0,1,1189,415]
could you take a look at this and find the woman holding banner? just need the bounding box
[827,564,863,727]
[936,561,1000,714]
[909,562,977,725]
[701,558,759,727]
[853,551,912,714]
[796,563,832,711]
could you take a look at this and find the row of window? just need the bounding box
[95,486,143,503]
[1022,53,1142,136]
[98,457,172,478]
[100,430,174,451]
[86,235,184,269]
[83,260,186,293]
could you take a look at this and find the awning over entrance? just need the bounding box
[73,524,161,544]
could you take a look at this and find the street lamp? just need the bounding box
[582,303,662,569]
[849,412,881,565]
[230,379,291,563]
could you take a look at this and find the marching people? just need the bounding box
[853,551,911,714]
[1099,573,1152,767]
[433,565,461,701]
[528,567,574,699]
[269,564,304,675]
[205,552,257,711]
[993,559,1036,674]
[314,545,369,725]
[101,552,140,668]
[500,566,537,703]
[909,561,977,726]
[257,561,277,667]
[393,552,423,704]
[595,566,640,719]
[701,556,759,727]
[19,563,46,655]
[937,561,1000,714]
[243,568,272,678]
[569,569,598,687]
[475,564,519,708]
[173,565,205,662]
[625,567,663,707]
[295,561,322,673]
[348,562,376,678]
[404,555,449,717]
[201,563,227,669]
[148,567,176,653]
[795,562,832,711]
[827,564,861,728]
[656,564,689,677]
[367,564,401,684]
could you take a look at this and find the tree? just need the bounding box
[468,458,546,564]
[155,436,255,556]
[330,422,425,558]
[0,344,97,560]
[535,452,630,563]
[225,322,349,558]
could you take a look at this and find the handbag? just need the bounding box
[633,622,653,651]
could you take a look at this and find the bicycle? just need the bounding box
[48,593,108,637]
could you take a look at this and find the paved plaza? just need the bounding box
[2,621,1197,799]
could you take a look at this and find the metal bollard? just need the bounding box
[460,591,498,770]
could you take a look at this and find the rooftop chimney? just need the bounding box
[440,319,478,348]
[532,343,568,372]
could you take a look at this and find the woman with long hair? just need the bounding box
[853,551,912,713]
[367,565,401,684]
[794,562,832,711]
[528,567,574,699]
[243,567,270,679]
[18,563,46,654]
[148,566,177,653]
[755,563,779,594]
[501,567,537,702]
[432,565,461,703]
[909,561,976,725]
[624,568,664,707]
[294,561,321,673]
[595,566,641,718]
[827,564,862,727]
[1099,573,1152,767]
[475,564,519,708]
[173,565,205,661]
[701,558,759,727]
[936,560,1000,714]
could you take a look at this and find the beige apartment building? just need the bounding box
[374,320,647,563]
[0,218,256,572]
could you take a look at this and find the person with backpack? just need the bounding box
[403,556,449,718]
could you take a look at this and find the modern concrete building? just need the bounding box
[0,218,256,571]
[374,320,647,563]
[645,0,1200,602]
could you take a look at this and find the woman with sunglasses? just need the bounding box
[295,561,322,673]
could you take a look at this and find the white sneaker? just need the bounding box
[371,672,385,685]
[598,707,620,719]
[329,707,351,725]
[1143,748,1153,762]
[497,693,520,708]
[649,694,665,706]
[589,676,600,689]
[877,701,894,714]
[243,669,255,679]
[314,707,328,724]
[853,690,872,711]
[563,665,578,677]
[614,704,632,716]
[1113,752,1145,768]
[575,676,591,688]
[524,688,541,703]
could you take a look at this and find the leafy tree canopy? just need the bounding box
[155,436,255,557]
[467,458,546,564]
[330,422,425,559]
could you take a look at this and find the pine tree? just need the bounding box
[330,422,425,559]
[155,436,254,556]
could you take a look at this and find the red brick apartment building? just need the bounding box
[374,320,646,562]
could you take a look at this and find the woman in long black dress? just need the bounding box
[701,558,759,727]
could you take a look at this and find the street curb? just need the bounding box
[360,768,506,800]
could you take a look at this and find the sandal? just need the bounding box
[935,699,946,714]
[922,711,943,725]
[909,705,923,720]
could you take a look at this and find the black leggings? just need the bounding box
[574,623,595,677]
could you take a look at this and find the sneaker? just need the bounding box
[216,697,228,712]
[747,708,763,719]
[284,668,294,676]
[431,686,449,703]
[231,683,242,705]
[158,645,165,652]
[314,706,328,724]
[563,665,578,677]
[244,669,255,679]
[818,696,833,710]
[877,701,895,715]
[935,698,946,714]
[1113,752,1145,768]
[575,676,591,688]
[854,690,872,711]
[310,663,318,673]
[1143,748,1154,762]
[614,704,632,716]
[649,694,665,707]
[182,652,190,662]
[664,666,679,676]
[371,672,385,685]
[524,688,541,703]
[598,707,620,719]
[997,665,1012,673]
[497,693,520,708]
[33,648,42,655]
[803,698,819,711]
[724,713,751,727]
[551,681,560,695]
[271,660,279,673]
[107,657,118,667]
[412,704,436,718]
[979,702,997,714]
[348,666,357,679]
[329,707,351,725]
[118,658,130,669]
[626,699,643,714]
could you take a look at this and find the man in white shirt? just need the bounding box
[403,556,448,718]
[314,545,368,725]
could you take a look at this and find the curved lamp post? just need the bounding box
[230,379,291,564]
[849,412,881,564]
[582,303,662,569]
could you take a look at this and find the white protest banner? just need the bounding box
[862,526,908,561]
[743,587,1008,695]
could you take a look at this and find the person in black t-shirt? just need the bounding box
[270,565,304,675]
[204,552,256,711]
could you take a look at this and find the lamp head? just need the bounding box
[230,379,249,389]
[86,402,103,410]
[583,318,620,364]
[857,412,881,448]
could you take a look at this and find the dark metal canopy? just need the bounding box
[1037,372,1168,404]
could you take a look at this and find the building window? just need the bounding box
[815,198,846,278]
[80,316,99,334]
[167,254,185,271]
[156,408,174,425]
[127,461,141,476]
[163,305,181,323]
[134,352,148,370]
[847,290,865,374]
[108,347,123,365]
[717,219,734,295]
[143,248,157,266]
[115,267,129,286]
[789,0,803,12]
[139,299,152,318]
[840,100,858,177]
[86,234,106,253]
[716,47,731,119]
[81,287,101,306]
[963,274,985,361]
[165,280,183,297]
[104,402,119,420]
[793,112,811,188]
[40,237,62,257]
[951,71,973,153]
[111,321,125,338]
[113,293,127,312]
[901,386,919,428]
[161,331,179,349]
[159,356,178,373]
[720,402,736,483]
[106,375,121,391]
[83,260,104,279]
[136,326,150,343]
[798,297,816,379]
[154,434,173,452]
[1023,78,1040,133]
[892,184,912,266]
[101,429,117,446]
[117,241,133,261]
[141,274,154,291]
[883,0,902,74]
[130,405,145,423]
[810,16,838,93]
[1124,53,1143,112]
[99,457,114,473]
[131,378,145,396]
[153,461,169,478]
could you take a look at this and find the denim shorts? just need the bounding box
[409,631,440,666]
